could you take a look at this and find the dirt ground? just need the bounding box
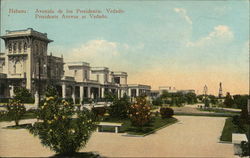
[0,116,234,157]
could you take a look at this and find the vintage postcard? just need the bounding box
[0,0,249,157]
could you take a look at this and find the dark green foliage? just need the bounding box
[208,95,218,105]
[128,96,151,127]
[204,98,210,107]
[197,95,204,102]
[160,91,197,106]
[160,107,174,118]
[29,94,97,155]
[109,94,131,119]
[152,97,163,106]
[92,107,106,117]
[241,141,249,156]
[5,99,26,126]
[81,97,92,104]
[220,116,249,142]
[104,91,116,102]
[233,95,249,120]
[185,92,197,104]
[224,92,234,108]
[13,87,34,103]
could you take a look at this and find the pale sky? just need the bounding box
[0,0,249,95]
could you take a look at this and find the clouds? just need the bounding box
[62,39,147,71]
[64,39,120,67]
[174,8,192,24]
[186,25,234,47]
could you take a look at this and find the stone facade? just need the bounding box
[0,28,151,103]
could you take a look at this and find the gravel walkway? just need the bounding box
[0,116,234,157]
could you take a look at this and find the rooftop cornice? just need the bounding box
[0,28,53,43]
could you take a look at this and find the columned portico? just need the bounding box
[87,86,91,98]
[80,86,84,104]
[136,88,139,96]
[71,86,75,104]
[101,87,105,98]
[9,85,14,98]
[62,83,66,98]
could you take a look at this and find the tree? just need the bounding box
[233,95,249,120]
[29,91,97,155]
[224,92,234,108]
[152,97,163,106]
[208,95,218,105]
[104,91,116,102]
[14,87,34,103]
[5,99,26,126]
[204,98,210,107]
[109,94,131,119]
[128,96,151,128]
[185,92,197,104]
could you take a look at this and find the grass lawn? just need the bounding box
[220,117,249,142]
[0,111,36,122]
[102,116,178,136]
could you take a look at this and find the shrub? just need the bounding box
[128,96,151,127]
[204,98,210,107]
[241,141,249,157]
[152,97,163,106]
[109,94,131,119]
[29,95,97,155]
[92,107,106,117]
[14,87,34,103]
[5,99,26,126]
[160,107,174,118]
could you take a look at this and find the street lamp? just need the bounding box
[38,58,46,106]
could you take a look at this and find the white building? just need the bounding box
[0,28,151,103]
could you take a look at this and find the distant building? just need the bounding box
[150,86,196,98]
[0,28,151,103]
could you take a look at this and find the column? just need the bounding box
[9,85,14,98]
[87,86,91,98]
[62,83,66,98]
[118,89,121,98]
[101,88,105,98]
[99,87,101,98]
[72,86,75,104]
[136,88,139,97]
[34,91,39,107]
[128,88,131,97]
[121,89,124,98]
[80,86,84,105]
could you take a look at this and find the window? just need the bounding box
[104,74,108,82]
[97,74,99,81]
[36,44,39,54]
[18,42,22,53]
[8,43,12,53]
[114,77,120,84]
[13,43,17,53]
[24,42,27,52]
[84,70,88,80]
[74,70,77,76]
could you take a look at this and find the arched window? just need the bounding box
[13,43,17,53]
[8,43,12,53]
[13,64,16,74]
[18,42,22,53]
[36,44,39,55]
[24,42,27,52]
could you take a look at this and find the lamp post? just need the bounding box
[37,57,46,106]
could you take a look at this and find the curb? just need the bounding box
[124,119,179,137]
